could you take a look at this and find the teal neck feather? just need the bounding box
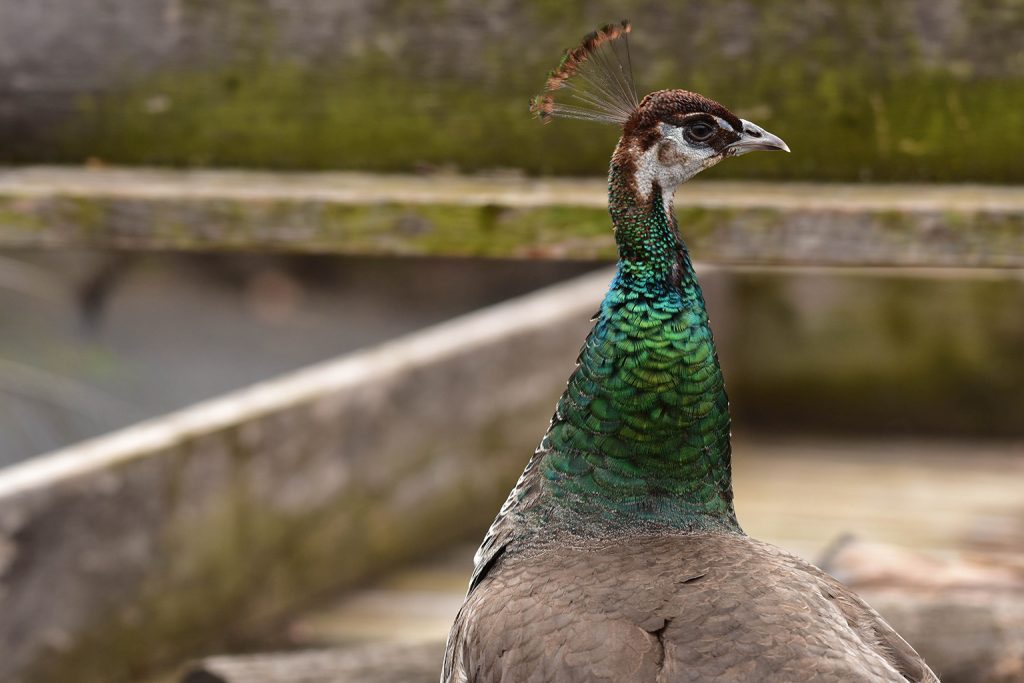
[536,162,740,534]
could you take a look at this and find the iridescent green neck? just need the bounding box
[535,163,740,534]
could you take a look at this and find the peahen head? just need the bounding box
[531,20,788,202]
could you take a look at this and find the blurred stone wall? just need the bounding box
[1,0,1022,180]
[2,253,1021,469]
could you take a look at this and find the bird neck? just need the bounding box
[535,162,740,534]
[609,160,680,287]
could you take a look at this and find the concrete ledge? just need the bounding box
[1,167,1023,266]
[0,269,609,683]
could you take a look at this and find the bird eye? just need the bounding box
[686,122,715,142]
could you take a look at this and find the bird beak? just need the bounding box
[727,119,790,156]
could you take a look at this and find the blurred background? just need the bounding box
[0,2,1022,683]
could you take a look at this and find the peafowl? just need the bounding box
[443,21,938,683]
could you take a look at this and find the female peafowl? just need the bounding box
[443,21,938,683]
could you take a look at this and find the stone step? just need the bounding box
[1,167,1022,266]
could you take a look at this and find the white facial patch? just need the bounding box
[630,119,729,204]
[714,115,738,133]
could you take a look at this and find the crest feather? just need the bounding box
[529,20,639,126]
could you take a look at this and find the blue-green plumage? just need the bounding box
[535,163,738,533]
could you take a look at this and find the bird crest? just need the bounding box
[529,20,639,126]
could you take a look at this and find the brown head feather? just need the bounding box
[531,21,744,143]
[529,20,638,126]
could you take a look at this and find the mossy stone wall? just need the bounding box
[1,0,1023,180]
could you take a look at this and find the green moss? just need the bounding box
[0,199,44,234]
[310,202,616,258]
[15,52,1019,182]
[3,0,1024,179]
[61,197,111,238]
